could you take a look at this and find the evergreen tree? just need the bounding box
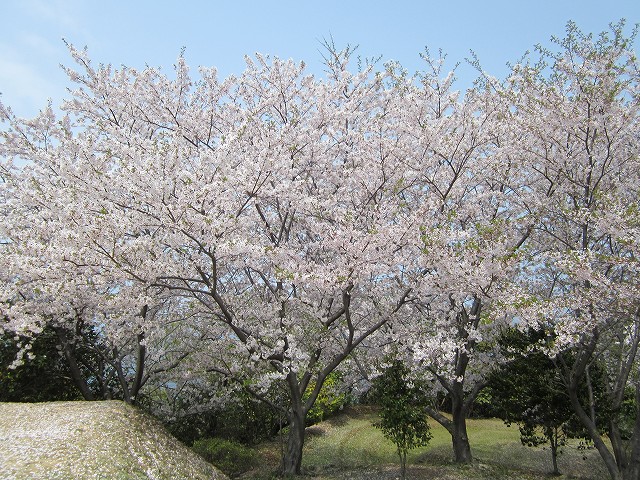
[488,329,578,475]
[373,359,432,479]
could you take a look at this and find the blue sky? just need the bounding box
[1,0,639,117]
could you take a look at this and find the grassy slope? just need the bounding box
[0,401,227,480]
[246,406,609,480]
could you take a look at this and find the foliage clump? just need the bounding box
[488,329,577,475]
[0,327,81,402]
[305,371,351,425]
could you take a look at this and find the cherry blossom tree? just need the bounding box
[0,45,419,474]
[500,21,640,480]
[2,22,637,477]
[0,164,198,404]
[380,53,534,463]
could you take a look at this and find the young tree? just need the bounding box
[489,328,579,475]
[373,359,432,479]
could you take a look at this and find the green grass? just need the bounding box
[242,406,609,479]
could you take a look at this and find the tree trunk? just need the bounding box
[54,326,95,401]
[622,384,640,480]
[567,381,622,480]
[550,432,560,476]
[282,406,306,476]
[130,308,148,405]
[129,332,146,405]
[400,450,407,479]
[609,421,627,473]
[424,395,473,464]
[451,409,472,463]
[451,393,473,463]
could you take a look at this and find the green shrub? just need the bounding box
[305,371,350,425]
[213,394,282,444]
[192,437,258,477]
[0,327,82,402]
[163,409,219,446]
[162,391,281,446]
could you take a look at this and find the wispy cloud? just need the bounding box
[0,0,89,118]
[0,43,68,117]
[19,0,82,31]
[21,33,61,57]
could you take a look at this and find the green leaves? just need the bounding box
[372,359,431,478]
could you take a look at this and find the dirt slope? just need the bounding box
[0,401,227,480]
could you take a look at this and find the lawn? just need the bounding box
[241,406,609,479]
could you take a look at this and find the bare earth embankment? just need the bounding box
[0,401,226,480]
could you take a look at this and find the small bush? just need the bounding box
[192,437,258,477]
[305,371,351,425]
